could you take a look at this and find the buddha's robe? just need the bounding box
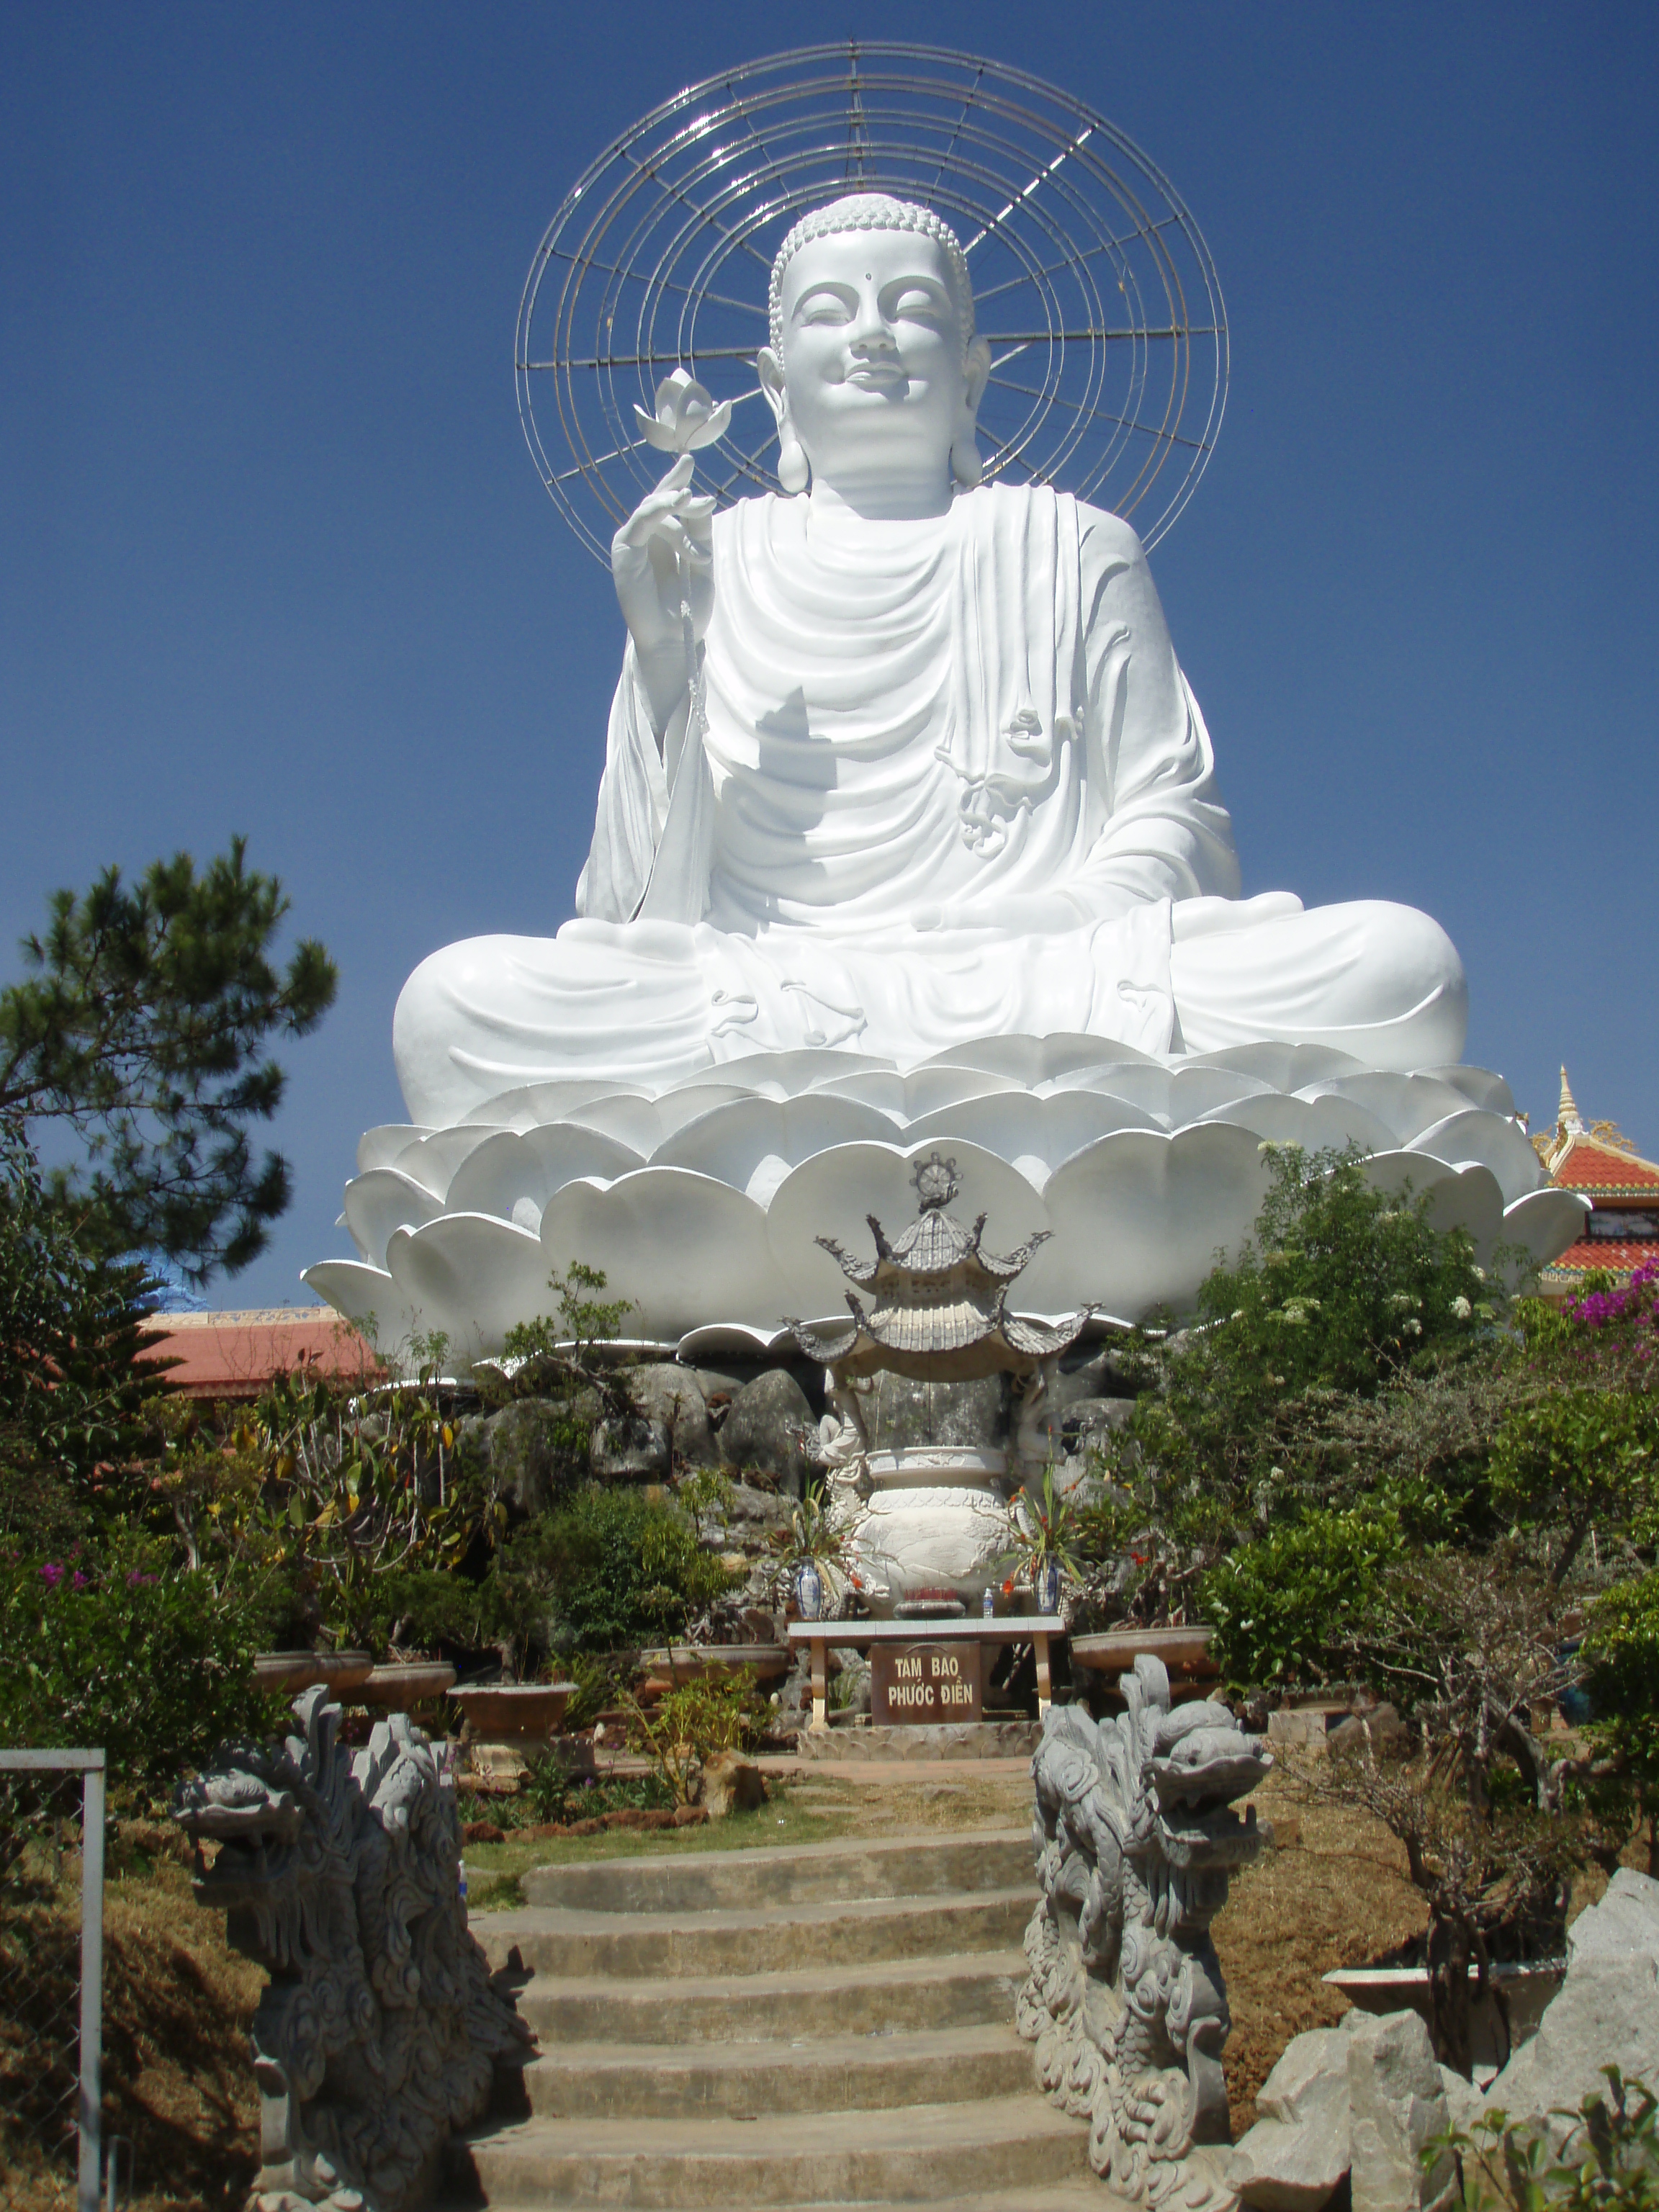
[394,485,1465,1126]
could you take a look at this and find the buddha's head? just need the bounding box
[758,194,992,516]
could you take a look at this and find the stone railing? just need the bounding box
[1017,1657,1270,2209]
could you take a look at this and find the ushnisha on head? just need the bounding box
[757,193,992,518]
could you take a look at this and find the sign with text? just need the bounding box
[871,1641,983,1725]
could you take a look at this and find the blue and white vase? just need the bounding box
[1036,1556,1062,1616]
[796,1560,824,1621]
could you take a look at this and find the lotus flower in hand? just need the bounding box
[634,367,732,454]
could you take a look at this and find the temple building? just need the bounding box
[1534,1069,1659,1299]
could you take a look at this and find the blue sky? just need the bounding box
[4,3,1655,1308]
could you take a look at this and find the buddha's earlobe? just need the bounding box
[778,428,809,495]
[757,345,807,494]
[951,426,982,489]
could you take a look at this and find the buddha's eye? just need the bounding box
[886,283,950,326]
[793,287,855,328]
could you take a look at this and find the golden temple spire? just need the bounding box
[1558,1066,1585,1136]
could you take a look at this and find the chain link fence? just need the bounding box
[0,1751,104,2212]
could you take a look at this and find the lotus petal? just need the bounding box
[540,1168,793,1341]
[385,1213,554,1363]
[713,1046,894,1097]
[677,1321,811,1363]
[445,1125,645,1220]
[302,1259,427,1367]
[562,1092,665,1153]
[1298,1072,1475,1147]
[1194,1090,1395,1156]
[899,1066,1028,1118]
[652,1094,901,1204]
[1417,1164,1507,1267]
[342,1169,445,1268]
[356,1125,433,1174]
[765,1139,1049,1316]
[1501,1186,1591,1273]
[1020,1125,1273,1319]
[812,1069,910,1116]
[904,1090,1162,1190]
[655,1083,779,1136]
[1180,1042,1364,1090]
[1406,1110,1543,1206]
[1419,1064,1516,1116]
[390,1125,512,1200]
[920,1031,1161,1085]
[462,1078,649,1130]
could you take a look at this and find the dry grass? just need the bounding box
[1215,1769,1427,2134]
[2,1822,261,2212]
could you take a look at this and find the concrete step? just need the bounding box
[448,2188,1116,2212]
[519,2023,1034,2119]
[473,1887,1034,1981]
[450,2096,1089,2208]
[518,1829,1032,1913]
[512,1946,1028,2044]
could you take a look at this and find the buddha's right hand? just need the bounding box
[612,454,716,733]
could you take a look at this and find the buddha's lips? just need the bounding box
[845,364,906,392]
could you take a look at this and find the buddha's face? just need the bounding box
[757,228,990,508]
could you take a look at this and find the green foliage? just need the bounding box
[1200,1503,1404,1686]
[1581,1570,1659,1848]
[502,1485,739,1654]
[1002,1465,1086,1583]
[513,1758,673,1826]
[0,838,337,1280]
[625,1670,763,1806]
[1435,2068,1658,2208]
[1085,1146,1494,1618]
[0,1538,276,1799]
[0,1119,166,1546]
[1491,1375,1659,1592]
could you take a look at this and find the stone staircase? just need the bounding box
[450,1827,1104,2211]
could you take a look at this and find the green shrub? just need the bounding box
[1434,2066,1658,2208]
[1200,1503,1403,1687]
[0,1539,276,1799]
[502,1485,738,1654]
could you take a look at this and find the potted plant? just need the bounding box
[1002,1466,1084,1617]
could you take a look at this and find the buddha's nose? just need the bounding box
[848,299,896,354]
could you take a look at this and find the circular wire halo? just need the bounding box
[518,41,1228,564]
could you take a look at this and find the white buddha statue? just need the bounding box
[393,194,1465,1128]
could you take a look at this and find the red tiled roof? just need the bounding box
[142,1308,381,1400]
[1549,1135,1659,1197]
[1540,1240,1659,1278]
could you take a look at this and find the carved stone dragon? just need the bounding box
[174,1686,529,2212]
[1017,1656,1272,2210]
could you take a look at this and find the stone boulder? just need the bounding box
[590,1413,671,1480]
[719,1370,814,1495]
[1346,2007,1452,2212]
[1481,1866,1659,2137]
[700,1750,766,1819]
[624,1362,718,1466]
[1228,2010,1450,2212]
[480,1395,592,1514]
[1228,2025,1352,2209]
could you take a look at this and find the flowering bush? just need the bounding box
[0,1539,274,1798]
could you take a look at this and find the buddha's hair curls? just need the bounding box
[768,194,976,358]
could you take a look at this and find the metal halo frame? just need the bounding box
[517,41,1228,565]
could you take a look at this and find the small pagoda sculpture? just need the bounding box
[786,1153,1092,1384]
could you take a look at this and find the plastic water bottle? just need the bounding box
[981,1584,996,1619]
[457,1858,468,1910]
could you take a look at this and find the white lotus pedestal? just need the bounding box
[449,1683,575,1785]
[838,1446,1013,1619]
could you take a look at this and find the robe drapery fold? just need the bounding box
[394,485,1467,1125]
